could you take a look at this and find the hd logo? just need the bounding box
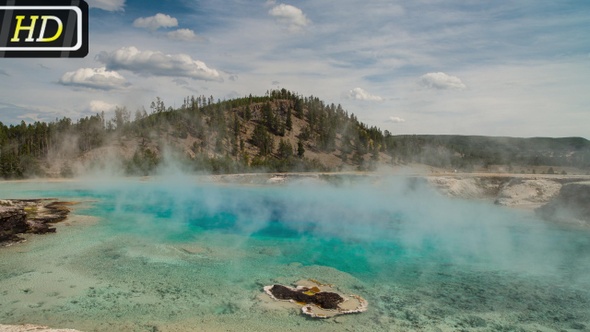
[0,0,88,57]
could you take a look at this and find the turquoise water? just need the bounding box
[1,177,589,331]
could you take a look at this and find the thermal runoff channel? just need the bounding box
[0,177,589,331]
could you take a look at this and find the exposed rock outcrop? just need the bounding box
[263,279,368,318]
[494,178,562,209]
[427,176,511,201]
[536,181,590,226]
[266,284,344,310]
[0,206,28,243]
[0,199,73,246]
[427,175,590,210]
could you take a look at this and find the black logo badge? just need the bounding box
[0,0,88,58]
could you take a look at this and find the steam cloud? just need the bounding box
[74,164,590,286]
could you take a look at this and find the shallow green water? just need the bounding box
[1,177,589,331]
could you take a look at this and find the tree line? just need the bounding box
[1,88,589,178]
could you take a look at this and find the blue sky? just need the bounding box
[1,0,589,138]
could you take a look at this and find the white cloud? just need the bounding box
[87,0,124,11]
[89,100,117,113]
[386,116,406,123]
[419,72,466,90]
[167,29,200,41]
[269,4,310,32]
[96,46,222,82]
[133,13,178,31]
[59,67,129,90]
[346,87,383,101]
[3,1,588,139]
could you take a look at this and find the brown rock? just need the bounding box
[0,199,72,246]
[0,206,27,243]
[267,284,344,310]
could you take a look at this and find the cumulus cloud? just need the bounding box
[89,100,117,113]
[167,29,201,41]
[87,0,124,11]
[386,116,406,123]
[346,87,383,101]
[269,4,310,32]
[96,46,222,82]
[59,67,129,90]
[419,72,466,90]
[133,13,178,30]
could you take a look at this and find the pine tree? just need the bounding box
[297,139,305,158]
[277,139,293,160]
[263,102,273,130]
[294,98,304,119]
[245,105,252,122]
[286,108,293,131]
[251,123,273,156]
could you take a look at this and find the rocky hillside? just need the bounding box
[1,89,589,177]
[3,89,386,177]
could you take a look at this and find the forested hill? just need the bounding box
[0,88,589,178]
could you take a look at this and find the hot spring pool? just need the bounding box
[1,177,589,331]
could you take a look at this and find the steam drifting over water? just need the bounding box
[0,176,589,331]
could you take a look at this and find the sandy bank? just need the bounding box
[0,325,81,332]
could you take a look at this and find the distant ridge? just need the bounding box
[387,135,590,170]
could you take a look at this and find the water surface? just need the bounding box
[1,177,589,331]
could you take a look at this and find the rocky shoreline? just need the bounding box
[535,181,590,226]
[0,199,73,246]
[423,174,590,226]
